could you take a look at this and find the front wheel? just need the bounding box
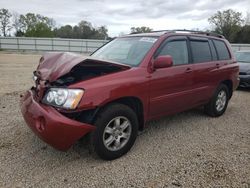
[91,103,138,160]
[205,84,229,117]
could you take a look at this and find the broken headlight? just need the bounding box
[43,88,84,109]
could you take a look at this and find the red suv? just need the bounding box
[21,30,239,160]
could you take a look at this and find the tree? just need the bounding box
[25,22,54,37]
[12,12,24,36]
[77,20,95,38]
[19,13,55,37]
[54,21,109,39]
[0,8,12,36]
[235,25,250,43]
[245,12,250,25]
[92,26,108,39]
[54,25,73,38]
[208,9,244,42]
[130,26,152,34]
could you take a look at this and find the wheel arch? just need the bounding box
[97,96,145,131]
[221,80,233,99]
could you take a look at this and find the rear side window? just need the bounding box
[213,40,231,60]
[157,40,189,65]
[190,40,212,63]
[209,40,217,60]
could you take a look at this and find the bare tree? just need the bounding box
[0,8,12,36]
[12,12,23,36]
[246,12,250,25]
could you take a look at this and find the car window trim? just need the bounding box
[209,39,218,60]
[212,39,231,60]
[188,36,209,42]
[188,37,213,64]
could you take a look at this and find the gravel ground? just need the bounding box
[0,53,249,188]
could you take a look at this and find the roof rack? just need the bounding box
[151,29,224,38]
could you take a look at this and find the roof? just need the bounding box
[125,30,224,39]
[123,31,166,37]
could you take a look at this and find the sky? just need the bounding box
[1,0,250,37]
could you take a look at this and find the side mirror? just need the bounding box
[154,55,173,69]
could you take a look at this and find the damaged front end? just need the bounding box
[35,52,130,85]
[21,52,131,150]
[33,52,130,113]
[20,90,96,151]
[52,60,129,86]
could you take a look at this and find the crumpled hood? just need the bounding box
[238,62,250,73]
[36,52,131,82]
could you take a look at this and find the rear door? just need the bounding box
[149,36,195,119]
[190,37,229,104]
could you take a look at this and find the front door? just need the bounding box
[148,36,195,119]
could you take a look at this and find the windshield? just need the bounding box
[235,51,250,63]
[91,37,158,66]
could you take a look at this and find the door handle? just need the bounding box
[185,67,192,73]
[216,63,220,68]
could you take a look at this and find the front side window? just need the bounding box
[91,37,158,66]
[157,40,189,65]
[190,40,212,63]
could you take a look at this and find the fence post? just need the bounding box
[17,38,19,51]
[34,38,37,51]
[80,40,82,53]
[52,38,54,51]
[68,40,70,51]
[86,41,88,53]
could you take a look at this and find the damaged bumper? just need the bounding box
[20,90,95,151]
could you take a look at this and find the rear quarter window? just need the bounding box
[213,40,231,60]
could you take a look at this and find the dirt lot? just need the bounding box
[0,53,249,188]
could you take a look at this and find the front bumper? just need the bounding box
[20,90,95,151]
[239,75,250,87]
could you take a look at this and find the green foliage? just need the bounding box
[54,21,108,39]
[208,9,244,42]
[25,22,54,37]
[130,26,153,34]
[18,13,55,37]
[0,8,12,36]
[235,25,250,43]
[53,25,73,38]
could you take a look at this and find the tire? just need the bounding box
[204,84,229,117]
[91,103,138,160]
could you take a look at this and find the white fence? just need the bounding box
[0,37,250,53]
[0,37,108,53]
[231,43,250,52]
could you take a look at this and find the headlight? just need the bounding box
[43,88,84,109]
[33,75,38,82]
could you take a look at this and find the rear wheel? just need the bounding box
[205,84,229,117]
[91,103,138,160]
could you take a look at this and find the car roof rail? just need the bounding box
[151,29,224,38]
[150,30,170,33]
